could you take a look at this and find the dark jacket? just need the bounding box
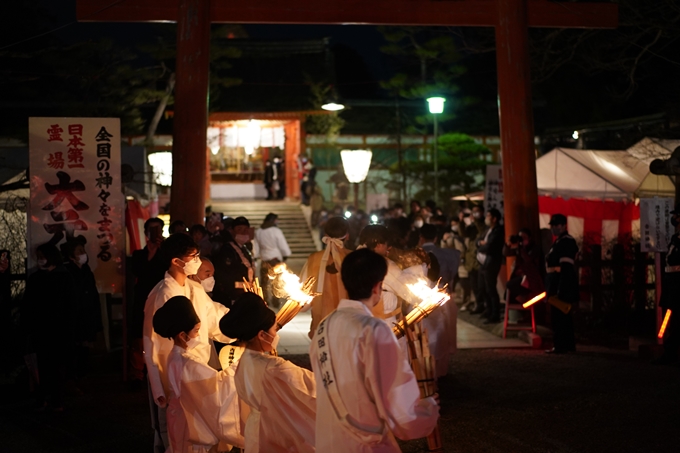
[661,232,680,310]
[477,225,505,270]
[64,261,103,342]
[212,233,254,307]
[129,246,167,337]
[545,232,579,303]
[503,241,545,295]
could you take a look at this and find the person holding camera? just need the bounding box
[503,228,544,307]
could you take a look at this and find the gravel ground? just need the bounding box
[1,347,678,453]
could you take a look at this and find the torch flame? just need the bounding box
[275,266,315,306]
[658,309,672,339]
[406,279,450,309]
[522,292,547,309]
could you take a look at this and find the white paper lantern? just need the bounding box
[147,151,173,186]
[341,149,372,183]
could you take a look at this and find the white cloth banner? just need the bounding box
[639,197,674,253]
[484,164,503,216]
[28,117,124,293]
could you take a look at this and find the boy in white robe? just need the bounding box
[220,293,317,453]
[153,296,244,452]
[142,233,235,451]
[310,249,439,453]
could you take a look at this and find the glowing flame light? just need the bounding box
[393,279,449,339]
[270,263,319,329]
[522,292,547,309]
[658,309,672,339]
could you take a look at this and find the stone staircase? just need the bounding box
[209,200,318,261]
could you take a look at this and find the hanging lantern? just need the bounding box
[340,149,372,183]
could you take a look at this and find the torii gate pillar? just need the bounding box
[496,0,539,237]
[169,0,210,226]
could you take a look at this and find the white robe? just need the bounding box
[166,345,244,453]
[143,272,233,403]
[310,299,439,453]
[400,265,450,377]
[234,349,317,453]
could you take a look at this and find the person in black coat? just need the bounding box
[475,208,505,323]
[61,238,102,378]
[128,217,167,382]
[545,214,579,354]
[211,216,255,307]
[654,206,680,365]
[23,243,79,411]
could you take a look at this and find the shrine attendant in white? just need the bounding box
[220,293,317,453]
[142,234,233,451]
[310,249,439,453]
[153,296,244,452]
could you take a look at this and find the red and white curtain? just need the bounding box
[538,195,640,246]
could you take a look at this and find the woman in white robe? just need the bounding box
[220,293,317,453]
[153,296,244,453]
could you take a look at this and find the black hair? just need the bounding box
[324,216,349,238]
[153,296,201,339]
[144,217,164,234]
[36,243,62,267]
[519,227,532,237]
[341,249,388,300]
[170,220,188,234]
[219,293,276,342]
[233,216,250,228]
[160,233,198,262]
[60,237,86,259]
[189,224,208,237]
[359,225,389,251]
[420,223,438,241]
[488,208,502,222]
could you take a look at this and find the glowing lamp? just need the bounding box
[371,214,379,223]
[426,96,446,114]
[344,211,352,219]
[658,309,672,339]
[321,102,345,111]
[572,130,579,140]
[147,151,173,186]
[522,292,547,309]
[341,150,372,184]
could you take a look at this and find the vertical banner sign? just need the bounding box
[484,164,504,216]
[640,197,673,253]
[28,118,124,294]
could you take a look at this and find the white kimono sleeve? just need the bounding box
[143,285,174,402]
[257,358,317,453]
[180,355,244,449]
[364,322,439,441]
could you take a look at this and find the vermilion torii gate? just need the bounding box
[77,0,617,235]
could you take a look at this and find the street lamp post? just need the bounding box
[340,149,373,210]
[426,96,445,205]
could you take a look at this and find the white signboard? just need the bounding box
[640,197,673,253]
[28,117,124,293]
[484,164,504,215]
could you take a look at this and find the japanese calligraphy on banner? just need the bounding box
[28,118,124,294]
[484,164,503,216]
[640,197,673,253]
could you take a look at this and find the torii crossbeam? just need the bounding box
[77,0,618,234]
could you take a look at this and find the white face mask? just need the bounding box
[235,234,250,245]
[463,217,472,226]
[181,257,202,276]
[37,259,48,269]
[201,276,215,292]
[473,212,482,220]
[484,218,492,227]
[414,220,424,229]
[451,225,459,232]
[77,254,88,265]
[186,334,201,350]
[262,331,280,350]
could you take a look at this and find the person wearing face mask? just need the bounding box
[188,257,216,296]
[143,233,233,452]
[22,243,78,412]
[61,237,102,379]
[475,208,505,324]
[311,249,439,453]
[153,295,244,453]
[212,217,255,308]
[220,292,317,453]
[544,214,579,354]
[444,218,472,311]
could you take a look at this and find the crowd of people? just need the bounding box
[0,192,594,451]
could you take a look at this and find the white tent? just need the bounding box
[536,138,679,200]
